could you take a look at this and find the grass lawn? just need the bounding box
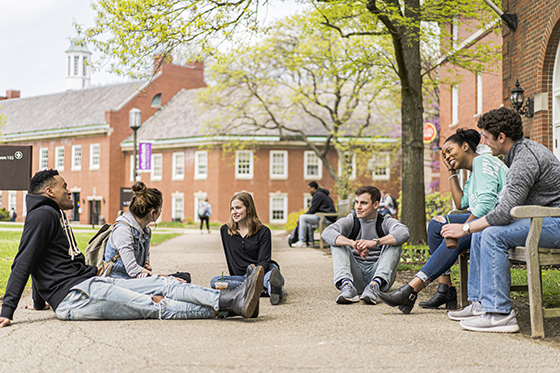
[0,229,180,298]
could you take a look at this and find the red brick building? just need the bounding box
[1,57,401,225]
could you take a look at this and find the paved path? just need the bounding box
[1,230,560,372]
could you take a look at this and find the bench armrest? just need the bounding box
[510,205,560,219]
[316,212,348,218]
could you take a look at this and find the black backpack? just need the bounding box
[348,212,386,241]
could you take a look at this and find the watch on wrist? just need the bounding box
[462,222,471,235]
[375,238,380,247]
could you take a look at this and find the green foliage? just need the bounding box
[425,192,453,221]
[285,209,306,231]
[0,208,9,222]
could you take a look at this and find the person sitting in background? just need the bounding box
[211,192,284,306]
[379,128,507,314]
[103,181,160,279]
[322,186,409,305]
[292,181,336,248]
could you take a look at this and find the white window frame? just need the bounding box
[39,148,48,170]
[71,145,82,171]
[304,151,322,180]
[129,155,137,182]
[8,191,16,212]
[151,153,163,182]
[476,73,483,116]
[372,153,391,181]
[172,152,185,181]
[194,151,208,180]
[338,152,356,180]
[270,151,288,180]
[235,150,254,180]
[269,193,288,224]
[55,146,65,171]
[89,143,100,170]
[22,191,27,217]
[451,86,459,125]
[171,193,185,221]
[304,194,313,210]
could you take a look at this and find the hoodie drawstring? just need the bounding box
[60,210,80,260]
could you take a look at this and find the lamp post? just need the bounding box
[129,108,142,181]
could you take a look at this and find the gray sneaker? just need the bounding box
[448,301,484,321]
[360,282,379,304]
[336,281,359,304]
[459,310,520,333]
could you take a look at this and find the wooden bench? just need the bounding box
[458,205,560,338]
[315,199,351,250]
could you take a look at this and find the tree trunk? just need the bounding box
[399,0,427,243]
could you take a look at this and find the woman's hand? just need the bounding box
[441,152,455,173]
[144,262,152,271]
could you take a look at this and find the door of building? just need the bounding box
[89,200,101,226]
[71,192,80,221]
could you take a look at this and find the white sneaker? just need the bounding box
[291,241,307,248]
[459,310,520,333]
[448,301,484,321]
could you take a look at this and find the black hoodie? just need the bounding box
[0,194,97,319]
[306,188,336,220]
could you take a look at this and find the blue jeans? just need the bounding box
[55,275,220,321]
[210,263,284,298]
[331,244,401,293]
[298,214,320,242]
[468,217,560,313]
[416,214,471,283]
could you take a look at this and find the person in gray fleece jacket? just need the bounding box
[442,107,560,333]
[321,186,409,305]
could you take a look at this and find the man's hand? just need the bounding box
[144,262,152,271]
[0,317,11,328]
[24,302,50,311]
[441,223,466,239]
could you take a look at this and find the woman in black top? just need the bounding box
[211,192,284,305]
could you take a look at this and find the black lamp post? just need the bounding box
[129,108,142,181]
[510,79,534,118]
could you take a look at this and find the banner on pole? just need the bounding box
[138,143,152,171]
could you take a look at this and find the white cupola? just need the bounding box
[65,37,92,90]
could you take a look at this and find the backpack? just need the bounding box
[85,222,132,276]
[348,212,386,241]
[198,203,209,218]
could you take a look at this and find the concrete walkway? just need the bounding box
[1,230,560,372]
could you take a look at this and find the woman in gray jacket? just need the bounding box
[104,181,162,278]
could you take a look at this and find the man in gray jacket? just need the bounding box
[321,186,410,304]
[442,107,560,333]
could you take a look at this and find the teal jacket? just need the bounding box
[460,153,508,218]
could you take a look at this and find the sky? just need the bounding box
[0,0,306,99]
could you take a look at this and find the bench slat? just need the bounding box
[511,205,560,219]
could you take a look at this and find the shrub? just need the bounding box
[285,209,306,231]
[0,208,9,222]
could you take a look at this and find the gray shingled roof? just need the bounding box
[0,81,146,135]
[133,88,398,142]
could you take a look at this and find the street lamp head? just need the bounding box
[510,79,525,111]
[129,108,142,130]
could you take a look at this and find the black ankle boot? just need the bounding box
[219,266,264,318]
[269,268,283,305]
[378,284,418,314]
[418,283,457,310]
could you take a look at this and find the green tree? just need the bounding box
[198,11,400,199]
[81,0,501,242]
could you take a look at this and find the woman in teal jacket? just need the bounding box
[379,128,508,314]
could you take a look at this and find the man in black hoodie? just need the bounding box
[292,181,336,247]
[0,170,263,327]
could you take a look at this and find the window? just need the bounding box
[83,56,87,76]
[235,150,253,179]
[270,194,288,224]
[451,86,459,125]
[55,146,65,171]
[22,192,27,217]
[151,153,162,181]
[194,151,208,180]
[72,145,82,171]
[371,153,391,181]
[74,56,79,76]
[8,191,16,212]
[0,193,2,208]
[39,148,48,170]
[304,151,322,180]
[90,144,100,170]
[476,73,483,116]
[172,193,184,221]
[172,152,185,181]
[151,93,162,108]
[338,152,356,180]
[270,151,288,179]
[304,195,313,210]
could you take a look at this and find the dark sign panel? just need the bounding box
[120,187,133,211]
[0,145,33,191]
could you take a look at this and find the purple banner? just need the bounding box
[139,143,152,171]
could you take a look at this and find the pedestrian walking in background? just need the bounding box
[9,208,17,222]
[198,197,212,234]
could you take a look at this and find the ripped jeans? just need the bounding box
[55,275,220,321]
